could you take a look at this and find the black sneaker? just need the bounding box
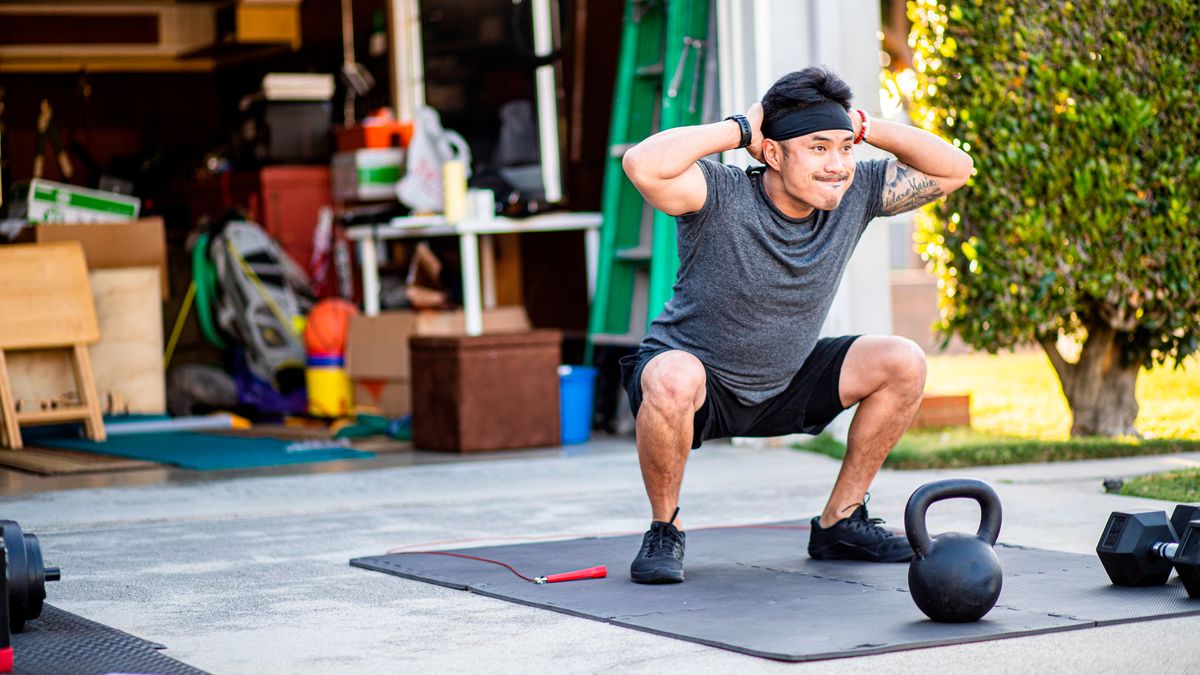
[630,508,686,584]
[807,499,914,563]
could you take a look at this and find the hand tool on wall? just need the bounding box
[33,99,73,180]
[340,0,375,126]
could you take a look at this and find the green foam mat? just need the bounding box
[32,431,374,470]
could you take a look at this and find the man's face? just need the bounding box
[769,131,857,211]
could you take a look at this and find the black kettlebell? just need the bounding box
[904,478,1003,623]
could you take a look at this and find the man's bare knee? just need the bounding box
[842,336,927,405]
[641,351,707,416]
[880,337,926,400]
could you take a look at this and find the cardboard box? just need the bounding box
[345,306,531,416]
[237,1,302,48]
[10,218,169,299]
[351,380,413,420]
[8,179,140,224]
[418,305,531,336]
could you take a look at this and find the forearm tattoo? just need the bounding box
[882,161,945,215]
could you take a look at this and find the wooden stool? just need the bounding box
[0,242,106,449]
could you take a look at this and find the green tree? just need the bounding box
[906,0,1200,437]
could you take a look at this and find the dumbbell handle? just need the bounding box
[46,567,61,582]
[1151,541,1180,560]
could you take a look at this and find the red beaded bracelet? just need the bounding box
[853,109,870,144]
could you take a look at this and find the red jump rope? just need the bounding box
[393,550,607,584]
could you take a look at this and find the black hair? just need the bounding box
[761,66,853,123]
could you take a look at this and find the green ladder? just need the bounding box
[586,0,710,359]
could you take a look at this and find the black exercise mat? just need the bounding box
[11,605,206,675]
[351,522,1200,662]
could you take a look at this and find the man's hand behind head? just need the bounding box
[745,102,764,163]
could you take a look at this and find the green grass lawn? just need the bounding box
[801,429,1200,470]
[923,350,1200,441]
[1120,468,1200,502]
[794,350,1200,469]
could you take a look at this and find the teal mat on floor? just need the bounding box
[33,431,375,470]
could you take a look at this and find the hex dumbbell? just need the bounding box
[1172,519,1200,597]
[0,521,60,633]
[1,531,11,673]
[1096,504,1200,593]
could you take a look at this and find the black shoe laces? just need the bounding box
[841,494,892,540]
[644,507,684,558]
[645,525,684,558]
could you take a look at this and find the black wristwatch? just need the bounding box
[725,114,752,149]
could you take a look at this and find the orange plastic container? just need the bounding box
[335,121,414,151]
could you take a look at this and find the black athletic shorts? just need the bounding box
[619,335,860,449]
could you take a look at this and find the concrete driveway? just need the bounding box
[5,440,1200,673]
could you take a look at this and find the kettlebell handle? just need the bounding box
[904,478,1003,558]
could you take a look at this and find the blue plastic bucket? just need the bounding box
[558,365,597,445]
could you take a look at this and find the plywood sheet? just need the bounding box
[7,267,164,413]
[0,446,155,475]
[28,217,169,299]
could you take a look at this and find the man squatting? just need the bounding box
[620,66,973,583]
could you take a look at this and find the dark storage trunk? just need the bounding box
[411,330,562,452]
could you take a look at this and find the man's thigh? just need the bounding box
[733,335,859,438]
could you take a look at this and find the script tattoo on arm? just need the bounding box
[881,160,945,215]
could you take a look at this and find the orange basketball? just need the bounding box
[304,299,358,356]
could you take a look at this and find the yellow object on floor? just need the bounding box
[306,359,353,418]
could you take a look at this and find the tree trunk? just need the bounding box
[1065,359,1139,437]
[1040,321,1140,438]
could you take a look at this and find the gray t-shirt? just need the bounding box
[641,158,890,405]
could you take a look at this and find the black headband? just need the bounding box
[761,102,854,141]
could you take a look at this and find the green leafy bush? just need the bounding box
[906,0,1200,436]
